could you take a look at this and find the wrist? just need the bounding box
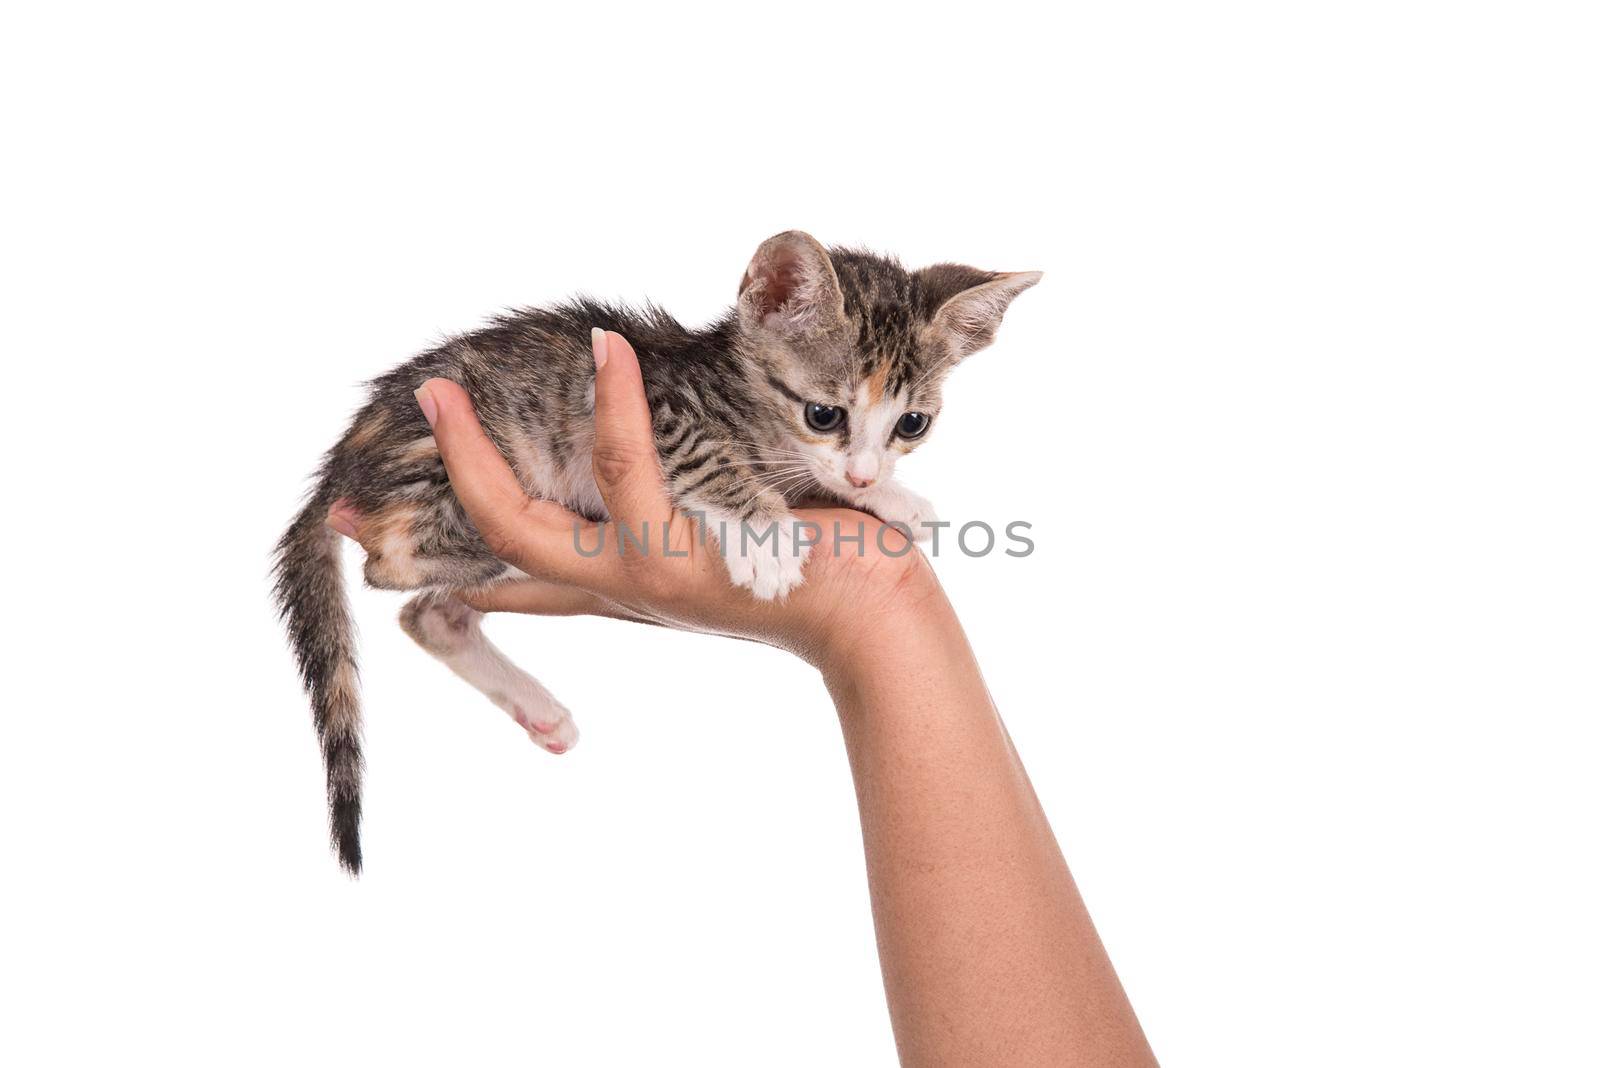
[813,571,966,700]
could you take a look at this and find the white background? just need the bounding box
[3,2,1596,1064]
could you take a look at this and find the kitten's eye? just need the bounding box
[896,411,931,439]
[805,402,845,432]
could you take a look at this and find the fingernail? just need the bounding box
[414,383,438,427]
[591,327,608,371]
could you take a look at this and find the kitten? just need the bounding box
[274,231,1039,874]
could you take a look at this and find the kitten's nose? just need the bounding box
[846,454,880,488]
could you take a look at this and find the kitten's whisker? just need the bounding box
[666,448,811,484]
[720,467,816,495]
[703,439,819,460]
[720,465,819,496]
[701,435,816,453]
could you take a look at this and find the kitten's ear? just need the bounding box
[921,266,1043,360]
[737,230,847,336]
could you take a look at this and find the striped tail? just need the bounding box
[273,492,365,875]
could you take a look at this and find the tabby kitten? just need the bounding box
[274,230,1039,873]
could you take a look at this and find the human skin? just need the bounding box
[329,330,1158,1066]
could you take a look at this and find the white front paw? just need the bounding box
[715,516,811,600]
[748,536,810,600]
[865,486,940,543]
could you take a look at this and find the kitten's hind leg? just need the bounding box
[399,590,578,754]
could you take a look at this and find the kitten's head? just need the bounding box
[735,230,1040,497]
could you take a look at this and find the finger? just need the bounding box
[418,377,600,585]
[589,330,673,529]
[459,578,660,626]
[458,578,610,616]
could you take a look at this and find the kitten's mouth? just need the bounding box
[819,473,868,499]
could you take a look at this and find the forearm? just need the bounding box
[823,592,1156,1067]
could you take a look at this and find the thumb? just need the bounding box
[589,329,672,529]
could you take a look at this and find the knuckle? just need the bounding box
[477,497,538,567]
[480,523,524,566]
[591,440,647,488]
[878,547,936,601]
